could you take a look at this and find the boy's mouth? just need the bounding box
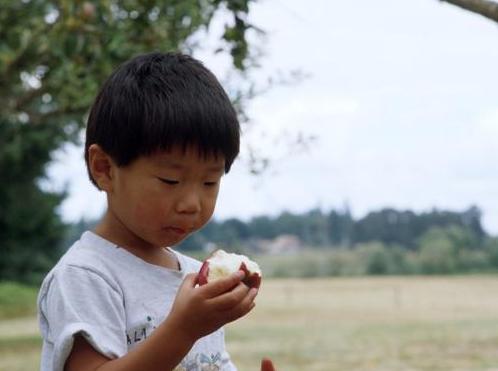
[166,226,189,235]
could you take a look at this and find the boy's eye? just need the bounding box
[158,178,179,185]
[204,181,218,187]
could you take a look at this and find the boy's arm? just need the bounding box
[68,340,277,371]
[65,317,194,371]
[65,272,257,371]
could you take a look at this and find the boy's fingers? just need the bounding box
[199,271,244,298]
[240,287,258,309]
[224,301,256,324]
[226,288,258,321]
[234,287,258,316]
[261,358,276,371]
[212,287,258,324]
[208,283,252,311]
[231,286,258,312]
[181,273,199,289]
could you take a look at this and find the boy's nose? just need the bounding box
[175,191,201,214]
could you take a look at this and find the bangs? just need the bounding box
[138,75,239,170]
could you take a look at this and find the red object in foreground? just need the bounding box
[197,260,210,286]
[198,251,261,289]
[261,358,276,371]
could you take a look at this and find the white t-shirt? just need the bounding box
[37,231,237,371]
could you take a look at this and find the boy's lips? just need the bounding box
[165,226,190,235]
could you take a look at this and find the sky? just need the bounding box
[46,0,498,235]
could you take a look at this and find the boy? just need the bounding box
[37,52,275,371]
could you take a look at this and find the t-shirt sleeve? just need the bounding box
[38,265,127,371]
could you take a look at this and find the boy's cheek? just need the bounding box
[204,198,218,219]
[133,199,156,223]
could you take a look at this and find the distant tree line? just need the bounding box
[255,232,498,278]
[177,204,498,277]
[178,205,486,251]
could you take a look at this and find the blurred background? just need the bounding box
[2,0,498,370]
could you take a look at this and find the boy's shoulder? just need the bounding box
[38,231,123,294]
[47,231,121,274]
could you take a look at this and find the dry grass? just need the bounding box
[226,276,498,371]
[2,276,498,370]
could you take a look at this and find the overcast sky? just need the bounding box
[46,0,498,235]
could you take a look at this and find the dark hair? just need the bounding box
[85,52,240,187]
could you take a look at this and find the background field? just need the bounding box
[2,276,498,371]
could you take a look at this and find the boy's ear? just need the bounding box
[88,144,115,192]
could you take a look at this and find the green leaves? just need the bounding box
[0,0,255,130]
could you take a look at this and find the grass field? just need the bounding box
[2,276,498,370]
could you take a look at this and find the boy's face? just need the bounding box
[103,146,225,249]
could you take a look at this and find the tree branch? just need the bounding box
[440,0,498,23]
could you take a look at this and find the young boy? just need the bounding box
[37,52,275,371]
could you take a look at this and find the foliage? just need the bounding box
[178,205,487,251]
[418,227,459,274]
[1,0,257,126]
[485,237,498,266]
[356,242,403,275]
[255,235,498,279]
[353,206,485,248]
[0,119,66,284]
[0,282,38,319]
[0,0,258,283]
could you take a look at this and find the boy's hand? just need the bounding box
[168,271,258,342]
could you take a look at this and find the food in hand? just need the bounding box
[198,250,262,288]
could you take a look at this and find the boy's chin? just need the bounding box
[158,229,192,247]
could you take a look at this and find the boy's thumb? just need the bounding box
[182,273,199,288]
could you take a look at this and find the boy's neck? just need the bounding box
[93,210,180,271]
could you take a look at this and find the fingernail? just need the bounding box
[236,270,245,279]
